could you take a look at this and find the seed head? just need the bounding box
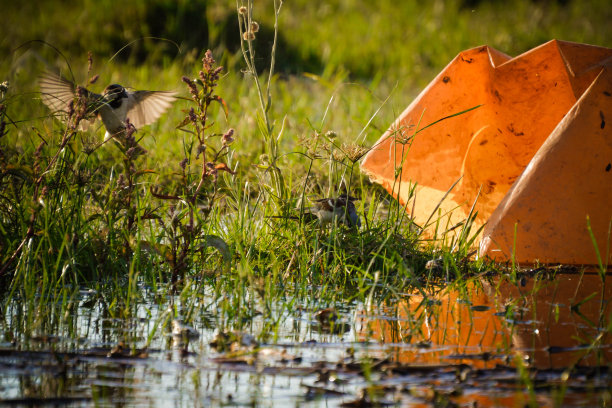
[212,66,224,81]
[238,6,247,15]
[343,143,369,163]
[206,161,218,180]
[202,50,215,72]
[394,124,416,145]
[182,76,198,98]
[73,86,89,120]
[325,130,338,139]
[126,146,140,160]
[196,143,206,158]
[82,141,96,155]
[222,128,235,146]
[243,31,256,41]
[332,150,344,162]
[188,107,197,124]
[125,118,136,139]
[250,21,260,33]
[66,100,75,119]
[117,174,126,189]
[179,158,188,170]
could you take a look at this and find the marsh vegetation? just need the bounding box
[1,0,611,406]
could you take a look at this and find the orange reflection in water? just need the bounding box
[359,272,612,370]
[488,272,612,369]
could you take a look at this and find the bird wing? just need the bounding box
[314,197,335,208]
[39,71,101,132]
[39,71,101,112]
[39,71,78,114]
[125,90,176,129]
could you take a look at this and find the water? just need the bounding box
[1,272,611,406]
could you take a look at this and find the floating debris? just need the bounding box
[171,320,200,339]
[313,308,351,334]
[314,307,340,324]
[210,331,258,353]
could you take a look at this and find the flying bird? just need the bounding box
[40,71,176,152]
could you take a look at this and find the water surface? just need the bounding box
[1,272,611,406]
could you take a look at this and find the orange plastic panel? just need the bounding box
[480,61,612,264]
[361,40,612,265]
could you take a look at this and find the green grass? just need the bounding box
[0,19,478,362]
[1,1,611,387]
[1,0,610,309]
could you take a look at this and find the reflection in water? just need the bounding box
[1,272,611,406]
[490,273,612,369]
[360,272,612,370]
[359,282,508,368]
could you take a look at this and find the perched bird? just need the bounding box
[40,70,176,152]
[310,194,361,228]
[265,194,361,228]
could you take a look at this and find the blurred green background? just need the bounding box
[4,0,611,81]
[2,0,611,175]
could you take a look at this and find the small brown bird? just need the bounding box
[40,71,176,150]
[265,194,361,228]
[310,194,361,228]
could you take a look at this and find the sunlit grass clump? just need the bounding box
[0,12,487,319]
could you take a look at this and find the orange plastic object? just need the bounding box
[361,40,612,265]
